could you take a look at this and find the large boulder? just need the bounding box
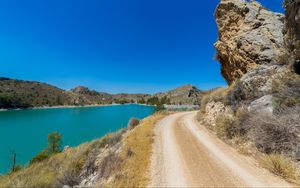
[214,0,286,84]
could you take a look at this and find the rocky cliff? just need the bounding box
[284,0,300,73]
[199,0,300,180]
[215,0,286,84]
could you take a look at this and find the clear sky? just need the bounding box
[0,0,283,94]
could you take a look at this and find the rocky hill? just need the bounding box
[154,84,204,105]
[71,86,113,104]
[215,0,286,83]
[0,77,75,108]
[0,78,202,109]
[199,0,300,183]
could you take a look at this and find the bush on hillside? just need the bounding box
[200,87,228,113]
[57,168,81,186]
[225,81,262,111]
[128,118,140,130]
[263,154,299,182]
[272,72,300,111]
[137,98,146,104]
[47,132,62,154]
[215,115,245,139]
[147,96,170,106]
[155,104,166,112]
[30,132,63,164]
[99,152,123,179]
[30,150,50,164]
[244,109,300,160]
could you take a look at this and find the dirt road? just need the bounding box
[149,112,292,187]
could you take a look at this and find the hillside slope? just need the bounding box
[154,85,204,105]
[0,113,167,187]
[0,77,75,108]
[0,78,204,109]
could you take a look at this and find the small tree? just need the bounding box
[30,131,63,164]
[47,131,62,154]
[138,98,146,104]
[155,104,166,112]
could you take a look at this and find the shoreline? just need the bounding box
[0,103,155,111]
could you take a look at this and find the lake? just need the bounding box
[0,104,155,174]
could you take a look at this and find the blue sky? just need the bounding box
[0,0,283,94]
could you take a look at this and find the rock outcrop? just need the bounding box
[284,0,300,73]
[215,0,286,84]
[202,101,233,127]
[154,84,204,105]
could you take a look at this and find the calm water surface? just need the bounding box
[0,104,154,174]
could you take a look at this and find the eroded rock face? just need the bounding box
[284,0,300,71]
[215,0,286,84]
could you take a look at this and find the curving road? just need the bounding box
[149,112,292,187]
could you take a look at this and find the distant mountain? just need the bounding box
[0,77,74,108]
[0,77,203,109]
[71,86,113,104]
[154,84,204,105]
[70,86,151,104]
[112,93,151,104]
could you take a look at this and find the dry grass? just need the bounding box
[0,137,109,187]
[0,112,166,187]
[107,112,167,187]
[263,154,300,184]
[200,87,229,113]
[231,136,254,156]
[0,146,82,187]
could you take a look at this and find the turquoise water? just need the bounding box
[0,104,154,174]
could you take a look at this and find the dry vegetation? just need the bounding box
[0,141,94,187]
[198,72,300,184]
[0,131,126,187]
[200,87,229,113]
[263,154,300,183]
[106,112,166,187]
[0,113,167,187]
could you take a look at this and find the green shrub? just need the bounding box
[47,132,62,154]
[146,96,170,106]
[30,132,63,164]
[10,165,23,173]
[155,104,166,112]
[30,150,49,164]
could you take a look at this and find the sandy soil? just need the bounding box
[149,112,293,187]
